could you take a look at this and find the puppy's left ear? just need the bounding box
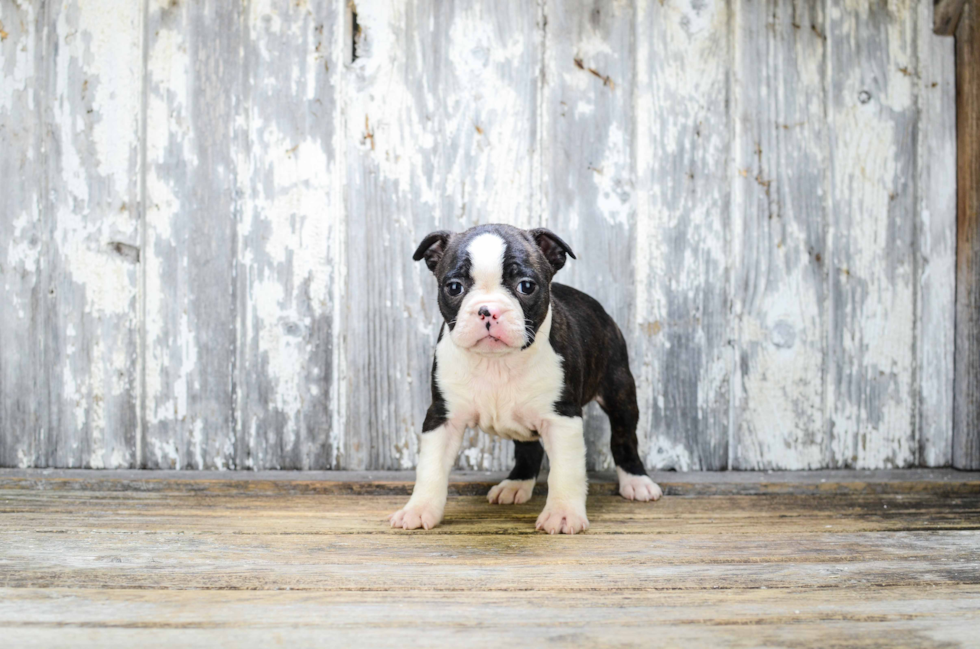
[413,230,452,273]
[529,228,577,272]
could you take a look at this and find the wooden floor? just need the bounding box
[1,469,979,648]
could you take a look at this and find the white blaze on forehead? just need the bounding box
[466,233,507,290]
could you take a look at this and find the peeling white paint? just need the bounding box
[0,0,959,472]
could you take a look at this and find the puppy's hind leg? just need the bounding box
[488,440,543,504]
[599,367,663,502]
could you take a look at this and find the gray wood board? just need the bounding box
[236,0,342,470]
[633,0,732,470]
[917,0,957,467]
[143,0,243,469]
[0,0,959,471]
[827,0,917,468]
[0,0,44,469]
[730,0,829,469]
[953,0,980,469]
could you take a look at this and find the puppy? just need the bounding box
[388,224,662,534]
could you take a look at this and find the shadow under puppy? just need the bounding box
[389,224,662,535]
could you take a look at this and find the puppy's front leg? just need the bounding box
[389,422,464,530]
[536,416,589,535]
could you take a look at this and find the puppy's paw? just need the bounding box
[388,501,443,530]
[535,502,589,535]
[616,469,663,502]
[488,479,535,505]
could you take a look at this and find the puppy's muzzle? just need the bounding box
[478,305,501,331]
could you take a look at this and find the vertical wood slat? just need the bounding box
[540,0,634,471]
[237,0,342,470]
[633,0,732,470]
[143,0,243,469]
[344,0,540,471]
[827,0,917,468]
[47,0,143,468]
[917,0,957,467]
[730,0,829,469]
[953,0,980,469]
[2,0,144,469]
[0,0,44,468]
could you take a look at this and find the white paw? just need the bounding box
[388,500,443,530]
[535,502,589,535]
[616,468,663,502]
[488,479,535,505]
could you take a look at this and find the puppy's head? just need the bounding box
[413,224,575,355]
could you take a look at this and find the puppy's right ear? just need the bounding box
[412,230,452,273]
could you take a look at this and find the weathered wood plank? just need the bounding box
[8,529,980,574]
[4,491,976,536]
[236,0,343,470]
[540,0,634,471]
[143,0,244,469]
[730,0,829,469]
[2,586,979,648]
[3,585,979,627]
[827,0,917,468]
[3,536,979,591]
[4,467,976,496]
[4,619,980,649]
[633,0,732,470]
[934,0,967,35]
[344,0,540,470]
[954,0,980,469]
[0,0,44,468]
[917,0,957,467]
[7,619,979,649]
[39,0,144,468]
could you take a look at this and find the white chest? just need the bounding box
[434,335,565,442]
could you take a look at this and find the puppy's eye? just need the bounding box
[445,281,464,297]
[517,280,536,295]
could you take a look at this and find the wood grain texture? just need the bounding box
[934,0,967,35]
[344,0,540,470]
[0,0,44,469]
[1,474,979,647]
[143,0,244,469]
[53,0,143,469]
[236,0,343,470]
[954,0,980,469]
[633,0,732,470]
[827,0,918,468]
[3,587,979,649]
[917,0,957,467]
[540,0,634,470]
[3,467,978,496]
[730,0,829,469]
[0,0,962,472]
[35,0,143,469]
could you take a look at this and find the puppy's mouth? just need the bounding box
[471,333,511,350]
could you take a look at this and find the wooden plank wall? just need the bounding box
[0,0,960,471]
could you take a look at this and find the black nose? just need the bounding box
[478,306,491,318]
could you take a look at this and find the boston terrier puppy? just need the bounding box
[388,223,662,535]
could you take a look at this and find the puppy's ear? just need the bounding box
[412,230,452,273]
[528,228,577,272]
